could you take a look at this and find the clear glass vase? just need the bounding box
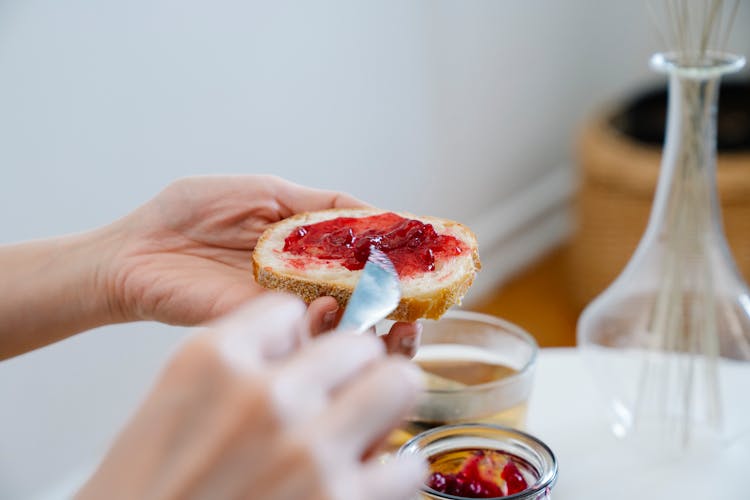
[577,51,749,450]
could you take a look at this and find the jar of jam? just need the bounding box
[398,423,557,499]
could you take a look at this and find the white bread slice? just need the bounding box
[252,208,481,321]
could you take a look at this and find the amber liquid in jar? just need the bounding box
[387,357,529,450]
[420,359,516,385]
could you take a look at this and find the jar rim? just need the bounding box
[418,310,539,394]
[398,423,558,500]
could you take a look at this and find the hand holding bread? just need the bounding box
[1,174,423,359]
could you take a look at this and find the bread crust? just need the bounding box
[251,209,480,321]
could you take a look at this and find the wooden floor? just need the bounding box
[473,246,580,348]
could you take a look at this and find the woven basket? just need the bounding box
[566,106,750,311]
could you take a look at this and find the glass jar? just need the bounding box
[398,423,557,500]
[386,311,538,451]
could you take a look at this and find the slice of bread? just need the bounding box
[252,208,480,321]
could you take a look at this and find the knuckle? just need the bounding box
[328,331,385,358]
[162,176,192,195]
[165,335,229,383]
[165,336,275,415]
[258,173,282,185]
[369,358,420,395]
[231,375,275,422]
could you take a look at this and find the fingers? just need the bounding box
[272,177,370,216]
[270,333,385,425]
[359,455,427,500]
[307,299,422,358]
[315,358,423,459]
[209,293,307,370]
[116,290,428,500]
[382,322,422,357]
[306,297,340,336]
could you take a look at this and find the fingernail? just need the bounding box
[415,321,423,336]
[400,323,422,352]
[323,308,339,331]
[400,335,416,352]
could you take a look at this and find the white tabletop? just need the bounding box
[526,348,748,499]
[18,347,750,499]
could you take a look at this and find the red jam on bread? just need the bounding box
[427,449,531,498]
[282,212,466,278]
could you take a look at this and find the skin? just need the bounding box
[2,175,426,498]
[0,175,419,359]
[76,294,427,500]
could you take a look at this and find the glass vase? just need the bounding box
[577,51,749,450]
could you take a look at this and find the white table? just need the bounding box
[526,348,748,499]
[15,347,750,499]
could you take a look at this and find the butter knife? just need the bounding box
[338,247,401,333]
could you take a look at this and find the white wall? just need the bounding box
[1,1,748,497]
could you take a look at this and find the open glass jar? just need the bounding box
[386,311,538,451]
[399,424,557,500]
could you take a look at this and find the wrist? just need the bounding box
[79,222,130,326]
[0,226,127,359]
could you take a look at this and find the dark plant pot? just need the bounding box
[612,79,750,152]
[566,78,750,311]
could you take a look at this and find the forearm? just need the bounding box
[0,226,122,359]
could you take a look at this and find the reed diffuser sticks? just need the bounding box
[637,0,742,444]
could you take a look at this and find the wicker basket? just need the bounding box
[566,106,750,311]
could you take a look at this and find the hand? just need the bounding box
[104,175,362,325]
[306,296,422,358]
[103,175,419,355]
[76,294,427,500]
[0,175,419,360]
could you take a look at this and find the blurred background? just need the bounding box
[0,1,748,497]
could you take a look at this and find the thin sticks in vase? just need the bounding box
[636,0,740,445]
[649,0,740,62]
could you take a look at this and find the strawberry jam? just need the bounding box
[426,449,531,498]
[282,212,465,277]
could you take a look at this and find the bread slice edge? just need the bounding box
[251,209,481,321]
